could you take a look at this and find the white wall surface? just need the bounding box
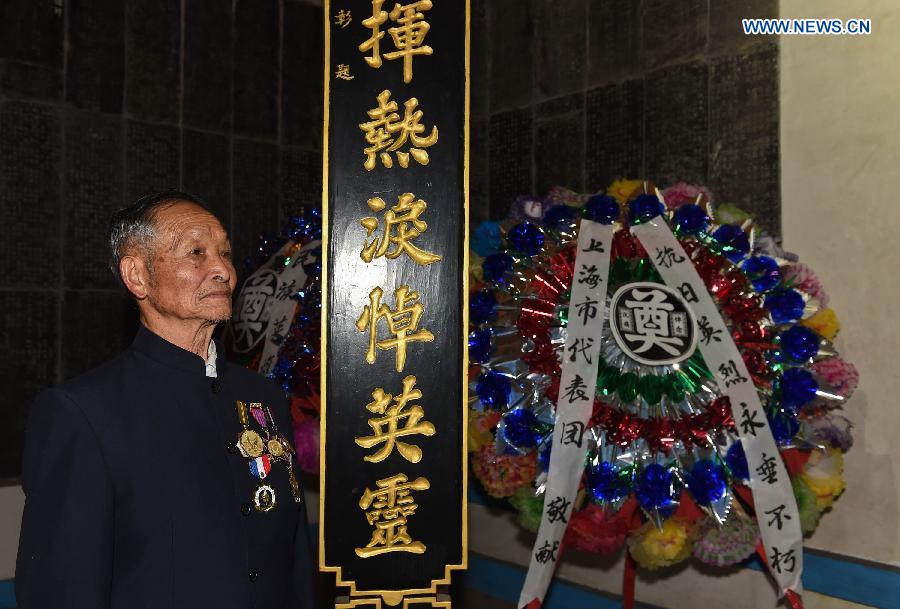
[0,486,24,580]
[780,0,900,566]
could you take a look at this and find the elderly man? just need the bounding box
[16,192,315,608]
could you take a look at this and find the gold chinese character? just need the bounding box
[359,0,388,68]
[355,375,435,463]
[334,9,353,28]
[359,89,438,171]
[356,285,434,372]
[356,472,430,558]
[385,1,433,83]
[359,0,432,83]
[335,63,355,80]
[361,193,442,266]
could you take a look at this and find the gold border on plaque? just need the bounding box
[319,0,470,606]
[336,596,452,609]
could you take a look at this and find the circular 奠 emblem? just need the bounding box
[609,282,698,366]
[232,269,279,352]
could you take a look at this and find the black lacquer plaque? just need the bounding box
[319,0,468,604]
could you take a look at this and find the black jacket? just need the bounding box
[16,325,315,609]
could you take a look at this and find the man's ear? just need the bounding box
[120,255,151,299]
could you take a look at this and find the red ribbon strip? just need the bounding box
[622,552,636,609]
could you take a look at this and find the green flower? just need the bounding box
[508,486,544,533]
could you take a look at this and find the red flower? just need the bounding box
[563,501,636,555]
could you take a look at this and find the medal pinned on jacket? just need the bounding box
[235,401,302,512]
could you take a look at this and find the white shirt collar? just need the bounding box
[205,340,218,378]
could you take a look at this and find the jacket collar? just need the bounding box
[131,324,227,377]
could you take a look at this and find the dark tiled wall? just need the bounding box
[470,0,780,234]
[0,0,324,478]
[0,0,780,477]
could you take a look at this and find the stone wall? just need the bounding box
[0,0,324,478]
[470,0,780,233]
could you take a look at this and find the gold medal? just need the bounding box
[267,438,285,458]
[239,429,265,458]
[254,484,277,512]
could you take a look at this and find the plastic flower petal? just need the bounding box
[802,308,840,340]
[792,476,824,534]
[563,503,632,555]
[508,486,545,533]
[800,447,846,509]
[472,221,503,257]
[606,179,643,204]
[470,444,537,498]
[293,418,320,474]
[812,356,859,399]
[662,182,712,210]
[692,515,759,567]
[627,518,693,570]
[785,263,829,307]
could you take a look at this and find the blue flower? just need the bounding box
[686,460,727,504]
[712,225,751,262]
[472,221,502,257]
[673,204,709,234]
[476,369,512,409]
[584,194,620,225]
[628,194,665,225]
[636,463,680,512]
[507,222,545,257]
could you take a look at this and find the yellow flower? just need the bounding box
[606,179,643,204]
[627,518,693,570]
[467,411,498,452]
[801,447,847,509]
[802,308,840,340]
[714,202,753,225]
[469,251,484,283]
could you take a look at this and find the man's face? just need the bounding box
[143,202,236,323]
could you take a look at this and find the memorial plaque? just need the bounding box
[319,1,469,605]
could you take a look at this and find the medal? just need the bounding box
[239,429,265,458]
[249,454,272,480]
[263,405,295,461]
[267,438,285,458]
[236,400,299,511]
[254,484,277,512]
[262,405,301,502]
[235,401,265,457]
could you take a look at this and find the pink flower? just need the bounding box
[470,444,536,498]
[693,515,759,567]
[662,182,712,210]
[785,263,829,306]
[293,419,320,474]
[545,185,590,208]
[812,356,859,399]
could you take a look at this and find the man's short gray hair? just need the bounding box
[108,190,209,285]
